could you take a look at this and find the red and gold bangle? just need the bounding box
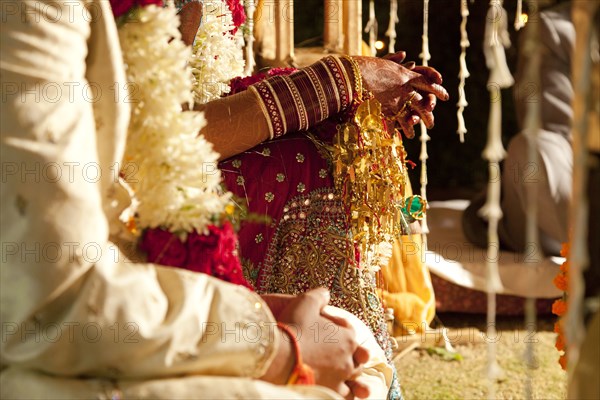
[250,55,357,139]
[281,75,308,130]
[277,322,315,386]
[338,55,363,102]
[249,83,285,139]
[323,56,354,107]
[304,65,328,120]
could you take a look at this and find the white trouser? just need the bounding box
[500,131,572,255]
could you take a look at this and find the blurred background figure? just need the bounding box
[463,1,574,257]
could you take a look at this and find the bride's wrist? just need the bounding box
[249,55,357,138]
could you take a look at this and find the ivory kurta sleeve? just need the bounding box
[0,0,277,380]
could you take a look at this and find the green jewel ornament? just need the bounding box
[402,195,427,223]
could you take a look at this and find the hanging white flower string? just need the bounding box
[419,0,431,243]
[365,0,378,56]
[514,0,525,31]
[456,0,470,142]
[243,0,256,76]
[386,0,399,54]
[520,1,541,398]
[481,0,514,397]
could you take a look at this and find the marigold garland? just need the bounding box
[552,241,570,370]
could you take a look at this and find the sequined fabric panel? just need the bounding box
[220,132,392,356]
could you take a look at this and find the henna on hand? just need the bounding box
[178,1,203,46]
[352,55,449,139]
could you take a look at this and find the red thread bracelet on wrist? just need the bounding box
[276,322,315,385]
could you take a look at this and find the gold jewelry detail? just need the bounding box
[309,94,412,273]
[404,91,417,108]
[392,91,417,122]
[341,55,363,100]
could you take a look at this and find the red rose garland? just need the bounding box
[141,222,252,289]
[225,0,246,34]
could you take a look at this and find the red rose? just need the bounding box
[212,223,238,276]
[110,0,163,19]
[226,0,246,33]
[110,0,135,18]
[140,228,187,267]
[228,73,266,95]
[138,0,163,7]
[185,228,220,274]
[141,223,251,289]
[186,223,252,289]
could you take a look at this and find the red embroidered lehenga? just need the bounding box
[219,76,393,355]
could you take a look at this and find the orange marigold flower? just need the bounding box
[126,216,138,234]
[554,321,562,334]
[555,333,565,351]
[558,354,567,370]
[554,273,568,291]
[560,242,570,258]
[560,260,569,273]
[552,299,567,316]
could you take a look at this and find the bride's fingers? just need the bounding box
[417,111,434,130]
[411,65,443,84]
[410,75,449,101]
[382,51,407,64]
[410,93,435,129]
[399,115,417,139]
[424,93,437,112]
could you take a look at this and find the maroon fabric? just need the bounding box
[218,124,395,358]
[219,131,333,283]
[431,273,556,315]
[220,69,344,284]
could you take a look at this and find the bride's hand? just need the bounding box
[178,1,203,46]
[353,54,449,138]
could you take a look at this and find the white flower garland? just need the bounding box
[189,0,246,104]
[119,5,231,234]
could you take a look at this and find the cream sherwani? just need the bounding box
[0,1,344,398]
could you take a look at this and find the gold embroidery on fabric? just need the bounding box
[255,188,386,336]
